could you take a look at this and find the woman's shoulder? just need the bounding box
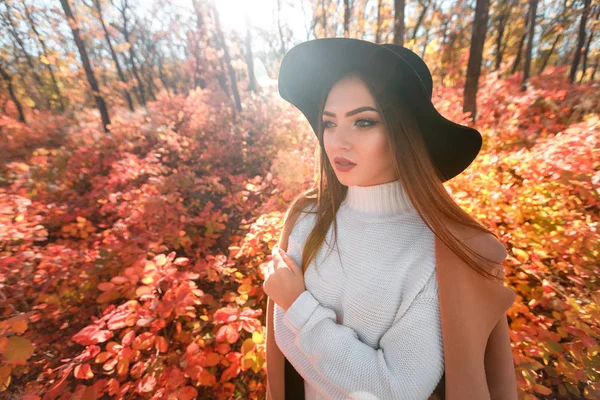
[285,199,318,229]
[280,199,318,250]
[444,220,508,276]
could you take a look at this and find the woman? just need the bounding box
[263,38,518,400]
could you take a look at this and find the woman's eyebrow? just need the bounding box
[323,106,380,117]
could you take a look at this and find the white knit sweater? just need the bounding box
[273,178,444,400]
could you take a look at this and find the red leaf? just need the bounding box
[213,306,238,324]
[97,282,115,291]
[137,375,157,393]
[121,330,135,347]
[215,323,239,344]
[132,332,155,351]
[176,386,198,400]
[155,335,168,353]
[72,325,113,346]
[74,363,94,380]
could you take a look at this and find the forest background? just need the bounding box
[0,0,599,398]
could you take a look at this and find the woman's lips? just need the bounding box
[334,161,357,172]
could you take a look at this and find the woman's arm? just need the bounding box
[484,315,518,399]
[282,280,444,399]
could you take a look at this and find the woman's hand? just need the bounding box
[263,244,306,311]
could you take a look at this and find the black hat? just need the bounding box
[277,37,482,182]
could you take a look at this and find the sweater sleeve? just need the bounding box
[282,275,444,400]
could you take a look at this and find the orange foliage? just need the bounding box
[0,68,599,399]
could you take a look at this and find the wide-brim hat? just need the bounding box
[277,37,482,182]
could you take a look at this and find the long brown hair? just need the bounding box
[283,71,504,282]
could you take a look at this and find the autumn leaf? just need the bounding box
[137,375,156,393]
[72,325,113,346]
[132,332,155,350]
[155,335,168,353]
[74,363,94,379]
[3,337,34,364]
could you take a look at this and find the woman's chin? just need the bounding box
[336,176,357,186]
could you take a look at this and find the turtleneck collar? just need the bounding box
[341,178,416,217]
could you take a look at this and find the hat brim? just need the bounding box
[277,38,482,182]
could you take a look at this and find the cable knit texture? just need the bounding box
[273,178,445,400]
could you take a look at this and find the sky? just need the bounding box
[135,0,309,39]
[133,0,310,86]
[215,0,308,36]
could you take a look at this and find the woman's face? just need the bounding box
[322,75,398,187]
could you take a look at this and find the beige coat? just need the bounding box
[265,211,518,400]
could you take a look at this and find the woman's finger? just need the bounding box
[268,260,275,277]
[271,251,282,268]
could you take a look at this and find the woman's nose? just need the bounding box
[329,128,352,149]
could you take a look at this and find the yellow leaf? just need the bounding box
[4,337,34,364]
[0,373,11,392]
[242,352,256,371]
[237,284,251,294]
[252,331,264,344]
[155,254,167,267]
[253,354,264,373]
[11,320,27,334]
[242,338,254,355]
[512,248,529,262]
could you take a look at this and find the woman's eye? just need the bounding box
[322,119,377,129]
[355,119,376,128]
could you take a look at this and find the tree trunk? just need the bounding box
[22,0,65,111]
[578,5,599,83]
[343,0,353,37]
[421,21,431,58]
[0,62,26,123]
[463,0,490,121]
[210,1,242,113]
[59,0,111,133]
[93,0,134,111]
[191,0,208,90]
[376,0,383,43]
[538,33,561,75]
[493,0,510,71]
[119,0,147,106]
[393,0,405,46]
[521,0,538,91]
[579,28,593,83]
[156,53,171,97]
[134,48,156,101]
[511,7,530,75]
[411,0,430,42]
[569,0,591,84]
[438,15,451,85]
[245,12,258,93]
[3,4,46,109]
